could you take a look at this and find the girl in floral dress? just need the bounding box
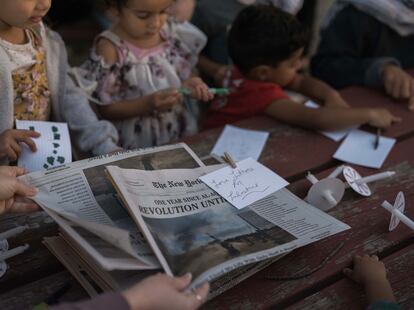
[79,0,213,149]
[0,0,120,165]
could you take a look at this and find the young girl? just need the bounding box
[78,0,212,150]
[0,0,120,165]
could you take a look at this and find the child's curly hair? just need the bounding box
[228,5,309,75]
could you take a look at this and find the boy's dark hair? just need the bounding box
[228,5,309,75]
[105,0,128,9]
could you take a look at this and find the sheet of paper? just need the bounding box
[16,120,72,172]
[211,125,269,162]
[304,100,357,142]
[200,158,289,209]
[333,129,396,169]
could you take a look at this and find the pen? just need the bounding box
[178,87,230,96]
[374,128,381,150]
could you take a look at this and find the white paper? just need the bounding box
[304,101,357,142]
[200,158,289,209]
[211,125,269,162]
[333,129,396,169]
[16,120,72,172]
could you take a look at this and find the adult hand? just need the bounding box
[383,64,414,111]
[0,129,40,161]
[0,166,38,215]
[123,273,209,310]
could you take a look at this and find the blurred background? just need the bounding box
[47,0,335,66]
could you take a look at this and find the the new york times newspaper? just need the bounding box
[21,143,204,270]
[107,164,350,289]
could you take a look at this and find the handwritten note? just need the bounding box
[200,158,289,209]
[211,125,269,162]
[16,120,72,172]
[333,129,396,169]
[304,101,357,142]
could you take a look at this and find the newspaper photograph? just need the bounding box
[21,144,203,270]
[107,165,350,288]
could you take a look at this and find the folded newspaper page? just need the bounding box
[107,165,351,288]
[21,143,204,270]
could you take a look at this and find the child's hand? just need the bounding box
[366,108,401,128]
[323,91,350,108]
[0,129,40,161]
[150,89,182,113]
[383,64,414,110]
[343,254,396,304]
[182,77,214,102]
[123,273,209,310]
[343,254,387,286]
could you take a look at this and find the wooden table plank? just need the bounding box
[287,243,414,310]
[186,116,339,181]
[0,212,64,293]
[203,136,414,310]
[0,271,88,310]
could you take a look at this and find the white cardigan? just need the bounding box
[0,24,119,164]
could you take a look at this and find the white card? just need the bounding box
[304,100,356,142]
[200,158,289,209]
[333,129,396,169]
[211,125,269,162]
[16,120,72,172]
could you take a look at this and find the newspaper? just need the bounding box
[21,143,204,270]
[106,164,350,288]
[23,142,350,290]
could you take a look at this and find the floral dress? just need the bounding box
[0,28,51,121]
[79,20,207,149]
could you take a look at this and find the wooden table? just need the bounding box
[1,84,414,309]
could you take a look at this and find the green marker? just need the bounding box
[178,87,229,96]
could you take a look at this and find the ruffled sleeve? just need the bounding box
[79,54,134,106]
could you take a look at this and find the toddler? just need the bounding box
[78,0,212,150]
[203,5,400,131]
[0,0,120,165]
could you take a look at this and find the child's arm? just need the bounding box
[97,90,182,120]
[288,74,349,108]
[197,55,229,87]
[343,254,396,305]
[264,99,401,131]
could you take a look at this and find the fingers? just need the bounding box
[0,166,26,177]
[9,140,22,161]
[172,273,192,290]
[343,268,355,281]
[187,282,210,309]
[391,114,402,123]
[12,179,38,198]
[9,197,40,214]
[17,135,38,153]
